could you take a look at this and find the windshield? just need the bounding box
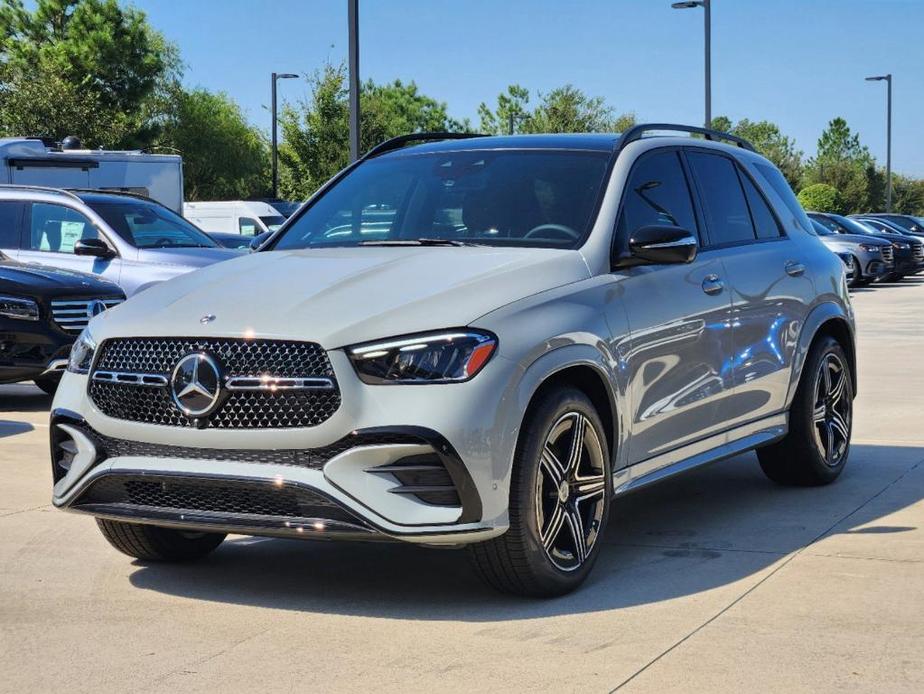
[87,199,218,249]
[259,215,286,232]
[272,149,611,251]
[825,213,882,236]
[810,219,835,236]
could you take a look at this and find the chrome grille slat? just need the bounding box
[50,297,123,333]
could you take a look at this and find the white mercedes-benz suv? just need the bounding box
[51,125,856,596]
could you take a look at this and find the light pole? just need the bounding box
[508,112,528,135]
[671,0,711,129]
[348,0,360,161]
[866,74,892,212]
[271,72,298,198]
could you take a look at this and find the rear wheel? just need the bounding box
[96,519,226,561]
[758,336,852,485]
[468,387,611,597]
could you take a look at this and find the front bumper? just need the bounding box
[0,318,72,384]
[50,349,522,545]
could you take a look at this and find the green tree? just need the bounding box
[711,116,803,189]
[479,84,635,135]
[803,118,877,213]
[797,183,840,213]
[891,174,924,215]
[158,87,270,201]
[278,63,467,199]
[0,0,178,147]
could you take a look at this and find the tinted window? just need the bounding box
[27,203,98,253]
[687,152,754,245]
[808,214,846,234]
[259,215,286,231]
[810,219,835,236]
[0,201,23,249]
[740,172,782,239]
[274,150,611,250]
[754,162,813,233]
[615,150,698,240]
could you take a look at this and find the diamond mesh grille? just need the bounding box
[88,337,341,429]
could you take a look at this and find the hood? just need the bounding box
[136,246,245,268]
[0,259,122,298]
[93,246,590,347]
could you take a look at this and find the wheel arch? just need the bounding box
[787,303,857,407]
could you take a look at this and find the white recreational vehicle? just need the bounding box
[0,137,184,213]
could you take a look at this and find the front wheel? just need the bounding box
[758,336,852,485]
[96,519,226,561]
[468,387,611,597]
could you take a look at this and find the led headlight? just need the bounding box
[859,243,881,252]
[67,328,97,374]
[347,330,497,384]
[0,294,39,321]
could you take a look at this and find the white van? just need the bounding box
[183,201,286,236]
[0,137,184,213]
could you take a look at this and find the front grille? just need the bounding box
[914,245,924,262]
[51,297,123,333]
[881,246,894,264]
[77,475,361,524]
[88,337,341,429]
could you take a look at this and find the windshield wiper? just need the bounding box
[359,238,478,247]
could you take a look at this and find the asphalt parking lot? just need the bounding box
[2,278,923,694]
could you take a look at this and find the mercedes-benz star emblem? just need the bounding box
[86,299,107,319]
[200,314,216,324]
[170,352,223,418]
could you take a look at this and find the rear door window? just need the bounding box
[0,201,24,249]
[686,151,755,246]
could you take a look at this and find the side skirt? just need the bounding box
[613,413,787,496]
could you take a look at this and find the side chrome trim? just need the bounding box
[41,358,69,375]
[225,376,335,391]
[91,371,169,387]
[614,413,787,495]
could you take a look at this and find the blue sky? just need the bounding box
[133,0,924,176]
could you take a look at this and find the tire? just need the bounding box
[468,387,611,597]
[846,255,861,288]
[33,374,60,395]
[96,518,225,561]
[757,336,852,486]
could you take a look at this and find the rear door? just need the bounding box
[685,149,813,429]
[613,148,736,464]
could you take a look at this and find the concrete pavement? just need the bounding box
[1,278,922,693]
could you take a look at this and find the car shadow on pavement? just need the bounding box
[0,384,52,413]
[0,420,34,438]
[128,443,923,620]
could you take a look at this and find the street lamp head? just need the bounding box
[671,1,703,8]
[276,73,299,80]
[865,75,890,82]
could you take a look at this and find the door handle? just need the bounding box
[702,274,724,295]
[785,260,805,277]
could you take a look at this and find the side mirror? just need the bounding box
[74,238,115,258]
[249,231,271,252]
[621,225,698,266]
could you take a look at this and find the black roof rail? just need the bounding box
[617,123,756,154]
[363,132,487,160]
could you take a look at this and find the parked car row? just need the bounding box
[808,211,924,287]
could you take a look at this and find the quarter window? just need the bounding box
[687,152,755,245]
[27,203,99,254]
[615,150,698,240]
[0,201,23,249]
[739,172,782,239]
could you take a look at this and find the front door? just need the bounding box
[17,202,121,285]
[612,148,736,465]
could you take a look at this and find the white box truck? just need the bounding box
[0,137,184,213]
